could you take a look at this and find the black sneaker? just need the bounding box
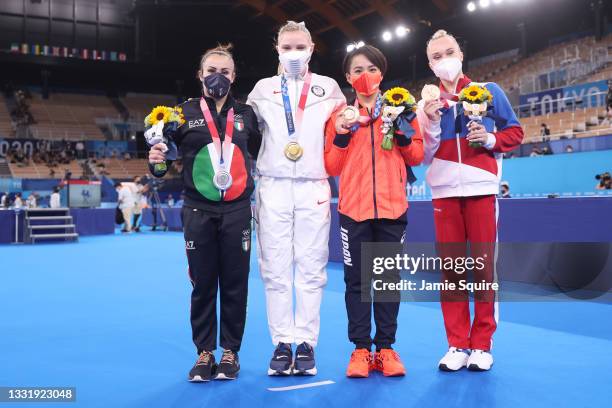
[294,342,317,376]
[188,351,216,382]
[215,350,240,380]
[268,342,292,376]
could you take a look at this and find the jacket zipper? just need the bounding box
[369,113,378,219]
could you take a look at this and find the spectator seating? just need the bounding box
[520,107,610,142]
[8,159,85,179]
[28,92,120,140]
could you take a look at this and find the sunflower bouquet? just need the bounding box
[144,106,185,172]
[458,84,493,147]
[380,87,417,150]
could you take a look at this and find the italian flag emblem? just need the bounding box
[192,142,248,201]
[234,116,244,132]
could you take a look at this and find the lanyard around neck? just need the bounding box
[281,72,312,138]
[200,98,234,164]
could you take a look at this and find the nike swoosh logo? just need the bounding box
[296,354,310,359]
[275,356,287,360]
[317,200,328,205]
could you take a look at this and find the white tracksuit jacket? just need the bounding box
[247,71,345,347]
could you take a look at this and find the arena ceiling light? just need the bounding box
[479,0,491,7]
[395,25,409,38]
[382,31,393,42]
[346,41,366,52]
[467,2,477,12]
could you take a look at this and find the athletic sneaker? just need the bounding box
[268,342,293,376]
[373,349,406,377]
[346,348,373,378]
[438,347,470,372]
[293,342,317,376]
[467,349,494,371]
[189,351,216,382]
[215,350,240,380]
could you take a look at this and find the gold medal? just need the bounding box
[284,141,303,161]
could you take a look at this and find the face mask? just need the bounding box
[432,57,462,82]
[279,50,311,77]
[351,71,382,96]
[203,73,231,99]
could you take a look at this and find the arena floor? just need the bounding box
[1,232,610,407]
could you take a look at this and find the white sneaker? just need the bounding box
[467,349,494,371]
[438,347,470,371]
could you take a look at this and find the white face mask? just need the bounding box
[278,50,311,77]
[432,57,463,82]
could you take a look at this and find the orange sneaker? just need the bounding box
[346,348,373,378]
[373,349,406,377]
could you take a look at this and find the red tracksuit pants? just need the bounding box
[432,195,497,351]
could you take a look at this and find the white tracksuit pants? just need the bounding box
[256,176,331,347]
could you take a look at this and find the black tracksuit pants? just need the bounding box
[340,212,407,351]
[182,204,252,354]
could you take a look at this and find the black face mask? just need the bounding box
[203,73,231,99]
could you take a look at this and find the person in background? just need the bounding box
[167,194,175,208]
[13,192,23,209]
[529,146,541,157]
[0,192,8,209]
[130,176,145,233]
[50,186,61,208]
[541,146,553,155]
[595,172,611,190]
[565,145,574,153]
[175,193,185,208]
[499,181,511,198]
[26,192,38,208]
[540,123,551,141]
[75,140,85,160]
[115,182,135,233]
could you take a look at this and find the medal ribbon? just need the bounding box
[281,72,312,139]
[200,97,234,167]
[349,93,383,132]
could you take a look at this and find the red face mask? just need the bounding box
[351,71,382,96]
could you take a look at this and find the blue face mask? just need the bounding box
[203,73,231,99]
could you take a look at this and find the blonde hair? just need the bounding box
[197,43,234,79]
[276,21,313,46]
[426,29,460,53]
[275,21,314,75]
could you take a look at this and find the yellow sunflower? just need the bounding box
[461,85,484,102]
[460,84,493,104]
[384,87,414,106]
[145,106,172,126]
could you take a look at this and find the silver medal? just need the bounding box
[213,169,232,191]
